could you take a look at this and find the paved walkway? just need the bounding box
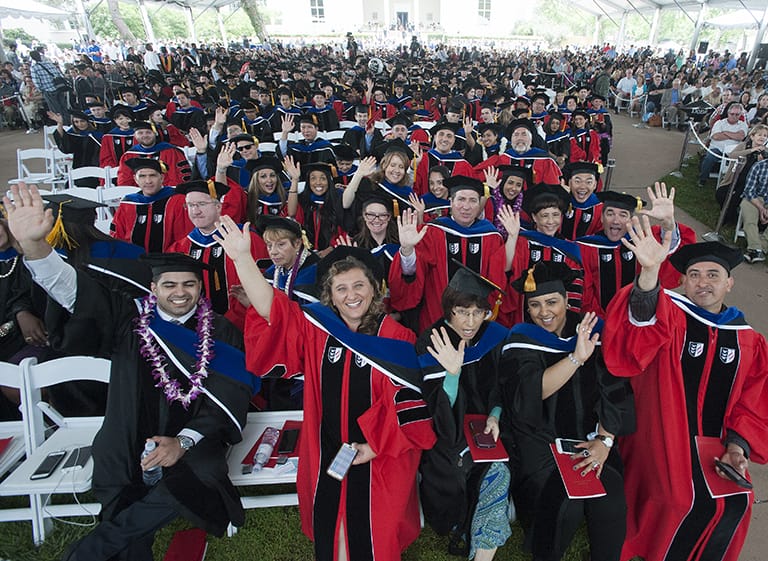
[0,116,766,556]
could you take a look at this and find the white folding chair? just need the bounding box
[0,362,31,525]
[10,148,56,186]
[323,130,346,142]
[43,125,58,152]
[339,120,357,129]
[734,208,746,242]
[259,142,277,155]
[0,356,110,543]
[67,166,111,189]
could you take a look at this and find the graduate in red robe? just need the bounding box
[212,234,436,561]
[560,161,604,241]
[603,224,768,561]
[389,176,509,332]
[578,186,695,318]
[167,180,268,331]
[110,158,189,253]
[116,121,192,188]
[98,107,135,168]
[500,119,562,186]
[413,122,474,196]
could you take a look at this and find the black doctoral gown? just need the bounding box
[416,319,508,535]
[46,270,254,536]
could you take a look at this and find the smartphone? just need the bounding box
[278,429,299,455]
[61,446,92,473]
[469,420,496,449]
[30,450,67,480]
[714,459,753,489]
[326,443,358,481]
[555,438,586,455]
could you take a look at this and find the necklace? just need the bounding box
[275,248,309,298]
[135,294,215,409]
[0,256,18,279]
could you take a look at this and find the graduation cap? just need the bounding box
[522,183,570,215]
[298,113,320,127]
[386,112,413,129]
[510,261,579,298]
[333,143,357,161]
[589,93,607,103]
[497,164,532,185]
[86,100,106,108]
[353,104,369,114]
[507,118,537,137]
[563,161,600,180]
[531,92,549,105]
[430,121,459,136]
[228,133,259,147]
[139,252,212,277]
[302,161,337,183]
[496,100,516,110]
[360,192,394,214]
[596,191,646,212]
[69,110,89,121]
[111,106,133,120]
[444,175,489,198]
[254,214,305,241]
[42,194,105,250]
[669,241,744,275]
[130,121,154,131]
[570,109,590,122]
[563,95,578,105]
[448,259,505,299]
[125,157,166,174]
[477,123,501,136]
[515,95,532,107]
[315,246,385,286]
[119,87,138,97]
[175,179,229,200]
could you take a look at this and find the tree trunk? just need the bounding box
[106,0,136,42]
[241,0,267,43]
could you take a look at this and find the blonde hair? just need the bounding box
[371,150,412,187]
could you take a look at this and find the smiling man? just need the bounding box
[603,228,768,561]
[413,122,474,196]
[4,184,255,561]
[389,176,509,331]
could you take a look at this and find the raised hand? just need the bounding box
[463,116,474,136]
[497,205,520,238]
[621,215,672,270]
[355,155,378,178]
[408,192,425,224]
[572,312,601,364]
[46,111,63,126]
[281,114,294,134]
[334,233,358,247]
[213,105,227,127]
[483,165,500,190]
[283,155,301,181]
[410,142,423,168]
[189,128,207,153]
[213,215,252,263]
[397,208,428,255]
[638,182,676,231]
[216,141,236,169]
[426,326,465,376]
[2,183,54,258]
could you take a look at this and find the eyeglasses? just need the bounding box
[452,309,492,320]
[236,144,255,151]
[184,201,218,210]
[364,212,391,222]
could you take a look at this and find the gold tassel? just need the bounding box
[0,204,6,219]
[329,164,338,178]
[271,90,275,106]
[568,203,573,215]
[483,183,490,198]
[392,199,400,218]
[636,197,643,213]
[301,229,312,250]
[159,160,168,174]
[214,270,221,291]
[241,118,247,132]
[523,266,536,293]
[150,121,158,136]
[45,201,78,250]
[206,179,217,199]
[597,162,604,174]
[381,278,387,295]
[490,295,502,322]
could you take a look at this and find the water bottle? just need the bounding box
[141,440,162,486]
[253,427,280,472]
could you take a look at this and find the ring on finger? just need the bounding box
[591,461,600,470]
[582,449,590,458]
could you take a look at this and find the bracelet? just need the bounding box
[567,353,583,367]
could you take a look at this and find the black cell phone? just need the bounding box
[714,459,753,489]
[61,446,92,473]
[469,420,496,449]
[30,450,67,480]
[278,429,299,455]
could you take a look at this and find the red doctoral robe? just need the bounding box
[604,286,768,561]
[116,144,192,187]
[413,150,474,196]
[388,216,506,331]
[244,293,436,561]
[110,187,190,253]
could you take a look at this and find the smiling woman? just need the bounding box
[214,223,436,561]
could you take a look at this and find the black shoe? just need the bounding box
[448,529,469,557]
[745,249,766,263]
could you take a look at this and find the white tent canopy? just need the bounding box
[0,0,69,20]
[705,9,763,29]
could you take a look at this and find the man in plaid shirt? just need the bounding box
[740,156,768,263]
[29,49,70,125]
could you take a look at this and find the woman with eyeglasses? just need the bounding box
[417,265,512,560]
[501,262,634,561]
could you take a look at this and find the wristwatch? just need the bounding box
[588,432,614,448]
[177,435,195,451]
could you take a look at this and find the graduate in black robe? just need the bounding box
[501,262,635,561]
[5,187,254,561]
[417,266,512,558]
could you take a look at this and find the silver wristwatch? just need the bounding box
[587,431,614,448]
[177,435,195,451]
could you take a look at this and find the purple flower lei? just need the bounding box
[135,294,215,409]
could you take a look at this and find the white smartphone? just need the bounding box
[30,450,67,480]
[555,438,586,455]
[326,443,358,481]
